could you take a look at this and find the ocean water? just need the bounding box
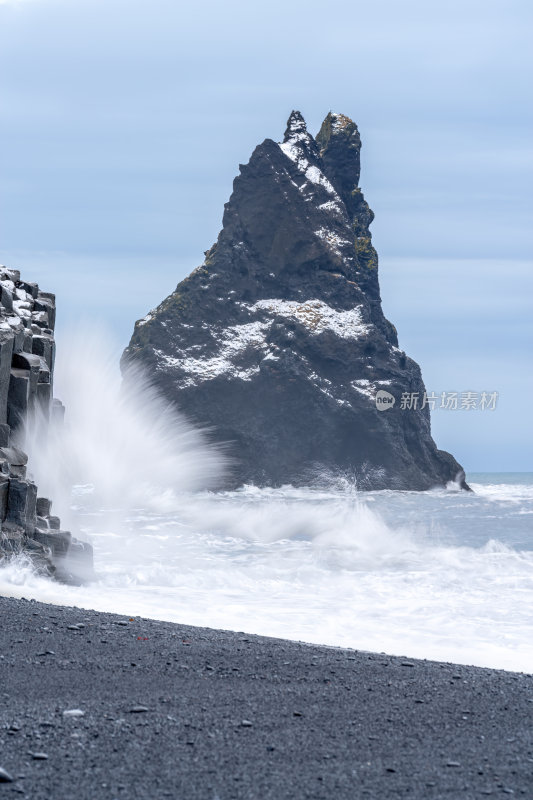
[1,475,531,674]
[0,334,531,673]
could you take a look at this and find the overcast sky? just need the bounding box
[1,0,531,471]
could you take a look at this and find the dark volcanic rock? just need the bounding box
[123,111,467,490]
[0,265,93,581]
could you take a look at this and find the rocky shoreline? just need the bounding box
[0,595,531,798]
[0,265,92,583]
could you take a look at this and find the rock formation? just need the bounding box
[0,265,93,582]
[123,111,467,490]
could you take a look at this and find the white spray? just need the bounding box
[23,326,227,529]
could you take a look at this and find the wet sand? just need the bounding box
[0,595,531,798]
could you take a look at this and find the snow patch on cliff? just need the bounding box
[351,379,374,399]
[151,298,368,387]
[249,299,368,339]
[318,199,344,217]
[154,320,269,386]
[315,227,353,257]
[279,141,338,198]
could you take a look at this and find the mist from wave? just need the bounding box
[21,326,227,527]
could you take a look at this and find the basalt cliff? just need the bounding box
[123,111,467,490]
[0,265,92,582]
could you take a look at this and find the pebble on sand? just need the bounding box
[0,767,14,783]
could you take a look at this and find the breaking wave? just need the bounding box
[0,327,532,673]
[21,326,226,528]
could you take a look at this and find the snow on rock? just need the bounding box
[314,227,353,257]
[249,299,368,339]
[153,296,369,387]
[279,112,339,198]
[318,199,344,217]
[154,320,269,386]
[331,112,353,131]
[279,140,338,197]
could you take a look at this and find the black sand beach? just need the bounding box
[0,596,531,799]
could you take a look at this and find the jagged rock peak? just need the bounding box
[317,111,361,146]
[280,110,321,165]
[123,111,467,491]
[283,109,308,141]
[316,111,362,211]
[278,110,363,220]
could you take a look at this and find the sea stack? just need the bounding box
[123,111,467,490]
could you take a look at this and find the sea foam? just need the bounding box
[1,328,531,674]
